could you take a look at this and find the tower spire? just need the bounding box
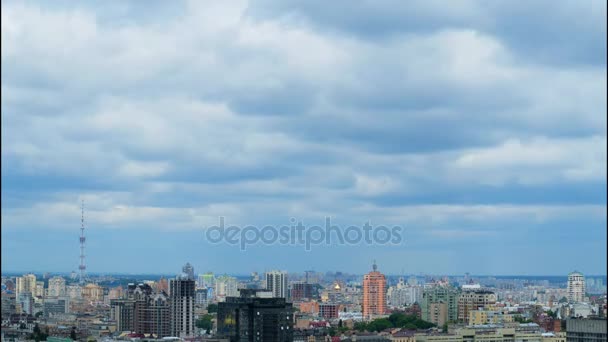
[79,200,87,285]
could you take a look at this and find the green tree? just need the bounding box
[354,322,368,331]
[196,314,213,334]
[70,328,77,340]
[367,318,392,332]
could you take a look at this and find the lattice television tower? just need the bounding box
[78,200,87,285]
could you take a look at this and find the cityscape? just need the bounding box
[1,0,607,342]
[1,264,607,341]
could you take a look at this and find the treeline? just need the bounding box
[354,313,435,332]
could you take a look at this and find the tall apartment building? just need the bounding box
[82,283,104,302]
[291,282,315,301]
[16,274,37,298]
[217,289,294,342]
[35,281,45,297]
[66,285,82,299]
[457,290,496,323]
[362,262,387,319]
[182,263,195,281]
[265,270,288,299]
[169,276,195,337]
[198,273,215,289]
[567,272,586,303]
[215,275,239,301]
[17,292,34,315]
[47,276,66,297]
[421,284,460,324]
[111,283,171,337]
[195,288,208,306]
[388,285,423,307]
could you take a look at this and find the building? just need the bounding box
[421,285,460,325]
[182,263,195,281]
[112,298,137,333]
[17,292,34,315]
[35,281,45,297]
[48,277,66,297]
[362,262,387,319]
[298,301,320,315]
[82,283,104,302]
[457,290,496,323]
[319,303,340,319]
[1,292,17,319]
[266,270,289,299]
[169,275,195,337]
[291,282,316,301]
[16,274,37,298]
[198,273,215,289]
[567,272,586,303]
[216,275,239,301]
[196,288,209,306]
[388,285,423,307]
[66,285,82,299]
[112,283,172,338]
[217,289,294,342]
[43,298,69,317]
[468,310,514,325]
[566,317,606,342]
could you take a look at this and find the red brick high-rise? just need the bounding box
[362,261,386,319]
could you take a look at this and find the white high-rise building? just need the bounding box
[16,274,37,297]
[265,270,288,299]
[66,285,82,299]
[214,275,238,301]
[567,271,586,303]
[35,281,45,297]
[48,276,67,297]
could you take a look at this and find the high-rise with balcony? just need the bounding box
[169,275,195,337]
[16,274,37,298]
[48,276,66,297]
[421,284,460,325]
[568,271,586,303]
[362,261,386,319]
[265,270,288,299]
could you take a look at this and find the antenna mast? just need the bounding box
[79,200,87,285]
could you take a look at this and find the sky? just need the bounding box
[1,0,606,276]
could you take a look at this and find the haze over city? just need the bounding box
[1,0,606,276]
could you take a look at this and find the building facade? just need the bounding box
[362,262,387,319]
[421,285,460,325]
[48,277,66,297]
[266,271,289,299]
[169,277,195,337]
[566,317,607,342]
[217,289,294,342]
[567,272,586,303]
[457,290,496,323]
[216,275,239,302]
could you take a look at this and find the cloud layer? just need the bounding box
[2,0,606,275]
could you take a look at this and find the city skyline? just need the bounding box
[2,0,607,275]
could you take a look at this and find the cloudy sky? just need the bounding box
[2,0,606,276]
